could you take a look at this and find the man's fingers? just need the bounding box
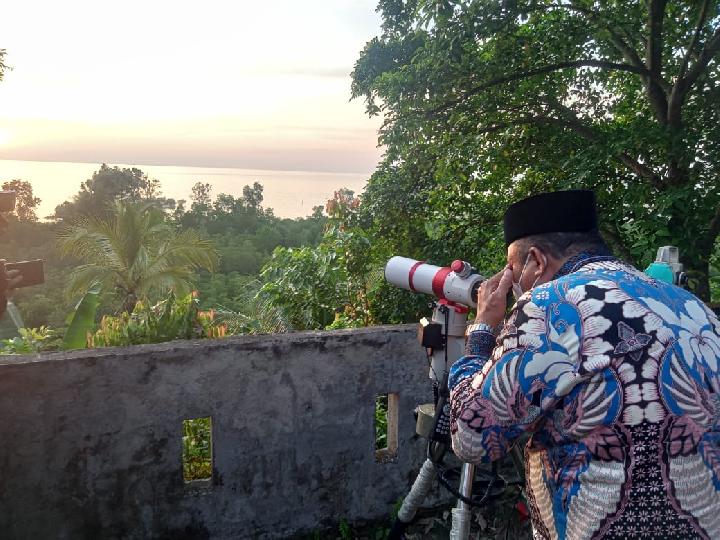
[484,270,503,289]
[493,267,513,297]
[479,266,510,297]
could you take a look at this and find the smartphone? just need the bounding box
[4,260,45,288]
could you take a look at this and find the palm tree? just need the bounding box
[58,201,218,313]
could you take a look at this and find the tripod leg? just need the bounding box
[388,459,437,539]
[449,462,474,540]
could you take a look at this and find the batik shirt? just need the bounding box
[449,255,720,539]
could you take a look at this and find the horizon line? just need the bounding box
[0,157,380,177]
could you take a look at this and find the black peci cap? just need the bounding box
[503,190,598,246]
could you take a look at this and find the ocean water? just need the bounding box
[0,160,371,219]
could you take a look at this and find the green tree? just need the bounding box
[55,164,173,220]
[190,182,213,214]
[258,188,427,330]
[352,0,720,300]
[242,181,264,212]
[259,243,344,330]
[2,179,41,221]
[58,201,218,313]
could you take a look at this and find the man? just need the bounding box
[449,190,720,539]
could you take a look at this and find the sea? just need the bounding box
[0,160,371,220]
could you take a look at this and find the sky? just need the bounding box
[0,0,384,174]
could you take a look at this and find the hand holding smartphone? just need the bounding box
[3,260,45,288]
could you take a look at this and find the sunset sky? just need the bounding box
[0,1,384,174]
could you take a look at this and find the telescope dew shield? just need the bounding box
[384,256,483,307]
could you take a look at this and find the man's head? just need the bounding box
[503,190,610,295]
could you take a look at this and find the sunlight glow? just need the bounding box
[0,1,382,171]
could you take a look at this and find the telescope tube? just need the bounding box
[384,256,483,308]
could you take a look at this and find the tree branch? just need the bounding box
[668,26,720,137]
[605,31,649,75]
[520,3,668,89]
[472,116,546,135]
[647,1,667,73]
[457,103,666,192]
[546,99,665,190]
[681,26,720,96]
[646,0,669,123]
[565,2,652,76]
[427,59,664,116]
[678,0,710,80]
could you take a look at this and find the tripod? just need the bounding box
[389,301,523,540]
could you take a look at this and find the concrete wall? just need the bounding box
[0,325,441,539]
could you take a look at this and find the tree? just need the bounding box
[190,182,212,212]
[1,180,41,221]
[352,1,720,300]
[55,164,173,221]
[58,201,218,313]
[0,48,7,83]
[242,181,264,212]
[258,187,427,330]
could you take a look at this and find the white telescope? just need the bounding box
[384,256,484,308]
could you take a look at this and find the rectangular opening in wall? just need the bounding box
[375,393,399,463]
[182,416,212,484]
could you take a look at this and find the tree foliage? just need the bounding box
[54,164,174,221]
[352,0,720,300]
[174,181,326,279]
[0,48,7,83]
[0,168,328,329]
[259,189,427,331]
[2,180,41,221]
[58,201,218,313]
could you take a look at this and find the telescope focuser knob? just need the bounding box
[451,260,472,278]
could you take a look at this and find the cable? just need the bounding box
[432,460,520,508]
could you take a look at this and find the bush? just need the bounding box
[88,292,226,348]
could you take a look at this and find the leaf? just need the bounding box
[63,283,101,350]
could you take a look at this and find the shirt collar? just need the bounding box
[553,251,617,279]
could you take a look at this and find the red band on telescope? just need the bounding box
[408,261,424,292]
[432,267,452,299]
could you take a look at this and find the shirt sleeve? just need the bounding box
[448,327,496,390]
[449,294,567,464]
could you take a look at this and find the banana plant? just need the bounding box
[62,284,101,350]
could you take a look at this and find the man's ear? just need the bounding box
[529,247,549,277]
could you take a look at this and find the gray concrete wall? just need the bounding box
[0,325,441,539]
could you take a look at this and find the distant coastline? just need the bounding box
[0,159,371,220]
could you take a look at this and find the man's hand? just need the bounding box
[474,266,513,329]
[0,260,22,317]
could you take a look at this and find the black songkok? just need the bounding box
[503,190,598,246]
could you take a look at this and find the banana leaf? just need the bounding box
[63,284,101,350]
